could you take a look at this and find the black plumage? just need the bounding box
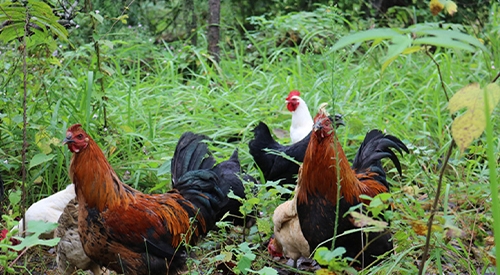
[248,114,345,188]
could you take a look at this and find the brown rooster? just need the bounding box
[63,124,244,275]
[296,104,408,268]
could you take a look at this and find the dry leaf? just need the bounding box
[349,212,388,232]
[429,0,444,16]
[445,1,458,16]
[410,220,443,236]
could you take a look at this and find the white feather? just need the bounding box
[289,96,314,144]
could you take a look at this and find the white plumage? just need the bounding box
[286,91,314,144]
[15,183,76,238]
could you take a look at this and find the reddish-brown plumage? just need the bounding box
[64,125,230,275]
[297,107,360,206]
[295,104,408,268]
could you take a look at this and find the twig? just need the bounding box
[21,0,29,238]
[492,71,500,83]
[7,247,30,268]
[418,48,455,275]
[425,49,450,101]
[418,140,454,275]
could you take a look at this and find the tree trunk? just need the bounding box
[185,0,197,46]
[207,0,220,63]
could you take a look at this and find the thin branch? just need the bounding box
[418,48,455,275]
[104,0,135,38]
[418,139,454,275]
[492,71,500,83]
[21,0,29,237]
[425,49,450,101]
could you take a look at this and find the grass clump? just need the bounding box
[0,2,499,274]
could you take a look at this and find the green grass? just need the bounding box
[1,5,499,274]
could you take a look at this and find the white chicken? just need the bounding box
[56,198,108,275]
[285,90,314,144]
[15,183,75,238]
[270,184,310,267]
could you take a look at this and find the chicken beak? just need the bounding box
[313,119,323,132]
[62,135,74,145]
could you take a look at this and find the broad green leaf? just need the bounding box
[0,23,26,43]
[448,83,500,153]
[10,221,60,251]
[413,37,475,52]
[314,247,346,265]
[331,28,402,51]
[90,11,104,23]
[381,34,412,72]
[29,153,55,170]
[419,29,488,53]
[8,190,22,205]
[249,267,278,275]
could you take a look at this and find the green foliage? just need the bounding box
[314,247,357,273]
[9,221,60,251]
[330,23,489,71]
[0,0,67,44]
[0,0,499,274]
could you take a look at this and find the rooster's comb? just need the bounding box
[286,90,301,100]
[318,103,329,116]
[67,124,83,133]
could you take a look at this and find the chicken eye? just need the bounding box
[76,134,83,139]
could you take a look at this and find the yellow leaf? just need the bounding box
[381,55,398,73]
[445,1,458,16]
[448,83,500,153]
[410,220,443,236]
[113,14,129,24]
[35,129,52,154]
[402,45,422,54]
[350,212,388,232]
[429,0,444,16]
[316,269,336,275]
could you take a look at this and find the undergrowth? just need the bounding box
[0,1,499,274]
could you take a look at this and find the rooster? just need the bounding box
[296,104,408,268]
[249,114,344,187]
[63,124,245,275]
[286,90,314,144]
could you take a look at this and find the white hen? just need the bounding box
[285,90,313,144]
[56,198,108,275]
[15,183,75,238]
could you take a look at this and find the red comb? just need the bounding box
[286,90,301,100]
[67,124,83,132]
